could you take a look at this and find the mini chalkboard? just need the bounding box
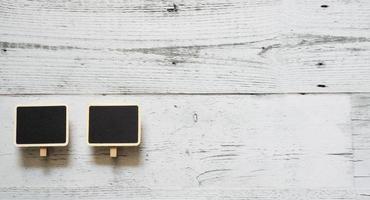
[15,105,68,156]
[87,105,141,157]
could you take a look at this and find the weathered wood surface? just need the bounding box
[1,0,370,199]
[0,94,369,199]
[1,0,370,94]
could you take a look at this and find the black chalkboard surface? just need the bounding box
[15,105,68,146]
[88,105,140,146]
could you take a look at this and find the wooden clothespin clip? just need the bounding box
[40,147,47,157]
[110,147,117,158]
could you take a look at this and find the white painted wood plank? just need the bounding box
[0,94,356,199]
[352,94,370,192]
[1,0,370,94]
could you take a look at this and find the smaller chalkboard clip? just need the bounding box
[110,147,117,158]
[40,147,47,157]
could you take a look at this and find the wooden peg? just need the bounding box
[110,147,117,158]
[40,147,47,157]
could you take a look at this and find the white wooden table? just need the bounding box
[1,0,370,199]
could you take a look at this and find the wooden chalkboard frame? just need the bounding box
[86,104,141,147]
[14,104,69,147]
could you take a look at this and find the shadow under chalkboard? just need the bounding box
[91,126,144,167]
[18,124,72,169]
[91,146,141,166]
[18,145,70,169]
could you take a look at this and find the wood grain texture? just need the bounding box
[1,0,370,198]
[1,94,368,199]
[1,0,370,94]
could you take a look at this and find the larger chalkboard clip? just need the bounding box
[15,105,69,158]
